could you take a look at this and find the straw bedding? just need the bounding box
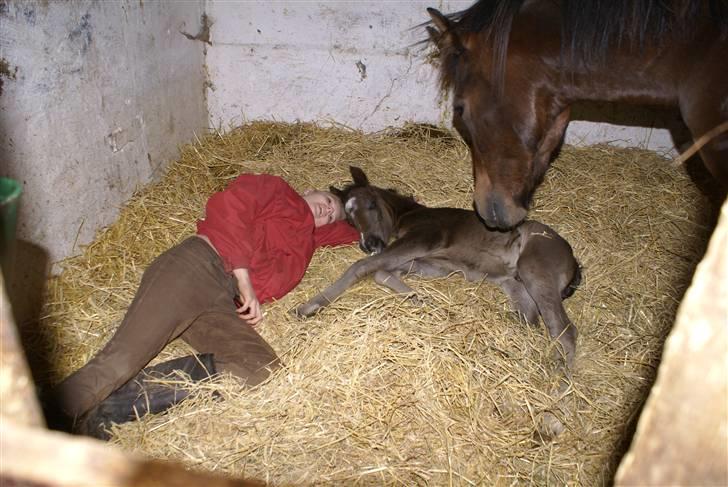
[35,122,713,485]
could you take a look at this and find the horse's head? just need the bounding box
[330,167,404,255]
[427,5,570,230]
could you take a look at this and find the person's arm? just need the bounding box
[232,268,263,325]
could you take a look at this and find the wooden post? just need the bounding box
[615,200,728,485]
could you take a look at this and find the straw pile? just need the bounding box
[36,122,713,485]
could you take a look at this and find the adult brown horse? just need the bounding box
[426,0,728,230]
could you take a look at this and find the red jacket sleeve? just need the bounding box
[197,174,287,271]
[313,220,360,248]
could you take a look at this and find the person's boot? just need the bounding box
[75,353,218,440]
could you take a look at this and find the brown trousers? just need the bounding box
[55,237,280,418]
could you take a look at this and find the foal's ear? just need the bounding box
[329,186,345,200]
[427,8,460,52]
[349,166,369,186]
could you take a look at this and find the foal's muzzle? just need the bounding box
[360,235,386,255]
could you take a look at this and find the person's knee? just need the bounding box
[222,355,281,387]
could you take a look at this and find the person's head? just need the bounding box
[302,190,346,227]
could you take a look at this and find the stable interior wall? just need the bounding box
[1,0,684,325]
[205,1,681,152]
[0,1,207,323]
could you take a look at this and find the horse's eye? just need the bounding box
[453,105,464,118]
[367,201,376,210]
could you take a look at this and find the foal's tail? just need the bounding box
[561,261,582,300]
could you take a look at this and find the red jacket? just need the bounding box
[197,174,359,303]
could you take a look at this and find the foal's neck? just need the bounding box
[382,192,422,222]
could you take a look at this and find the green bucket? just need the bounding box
[0,177,22,280]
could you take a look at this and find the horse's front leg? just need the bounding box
[294,257,381,318]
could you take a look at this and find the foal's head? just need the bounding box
[331,167,416,255]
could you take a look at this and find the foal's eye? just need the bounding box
[453,105,464,118]
[367,201,376,210]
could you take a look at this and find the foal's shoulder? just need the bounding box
[518,219,565,239]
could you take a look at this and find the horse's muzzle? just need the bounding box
[474,195,528,231]
[360,235,386,255]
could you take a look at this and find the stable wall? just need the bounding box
[206,1,679,152]
[1,0,682,325]
[0,0,207,322]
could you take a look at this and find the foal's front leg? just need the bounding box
[294,257,379,317]
[374,269,427,305]
[373,270,414,294]
[295,241,433,318]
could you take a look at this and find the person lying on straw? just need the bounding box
[48,173,358,439]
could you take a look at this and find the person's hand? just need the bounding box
[232,268,263,325]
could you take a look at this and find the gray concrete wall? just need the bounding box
[0,0,207,323]
[205,1,679,154]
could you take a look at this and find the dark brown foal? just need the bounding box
[295,167,581,368]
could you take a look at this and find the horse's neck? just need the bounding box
[558,59,681,106]
[514,0,705,106]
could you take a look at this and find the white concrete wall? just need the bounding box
[0,0,207,321]
[206,1,678,154]
[206,1,466,132]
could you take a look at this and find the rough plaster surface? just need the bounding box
[206,1,678,154]
[0,0,207,269]
[206,1,464,132]
[0,0,207,324]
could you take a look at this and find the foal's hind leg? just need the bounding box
[500,278,539,326]
[516,244,578,368]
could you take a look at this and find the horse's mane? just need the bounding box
[434,0,728,92]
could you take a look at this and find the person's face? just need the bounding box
[302,190,345,227]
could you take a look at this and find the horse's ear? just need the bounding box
[349,166,369,186]
[427,8,450,33]
[427,8,459,51]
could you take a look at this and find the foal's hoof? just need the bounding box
[407,293,425,307]
[533,411,565,443]
[292,302,320,318]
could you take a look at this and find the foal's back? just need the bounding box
[397,206,571,284]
